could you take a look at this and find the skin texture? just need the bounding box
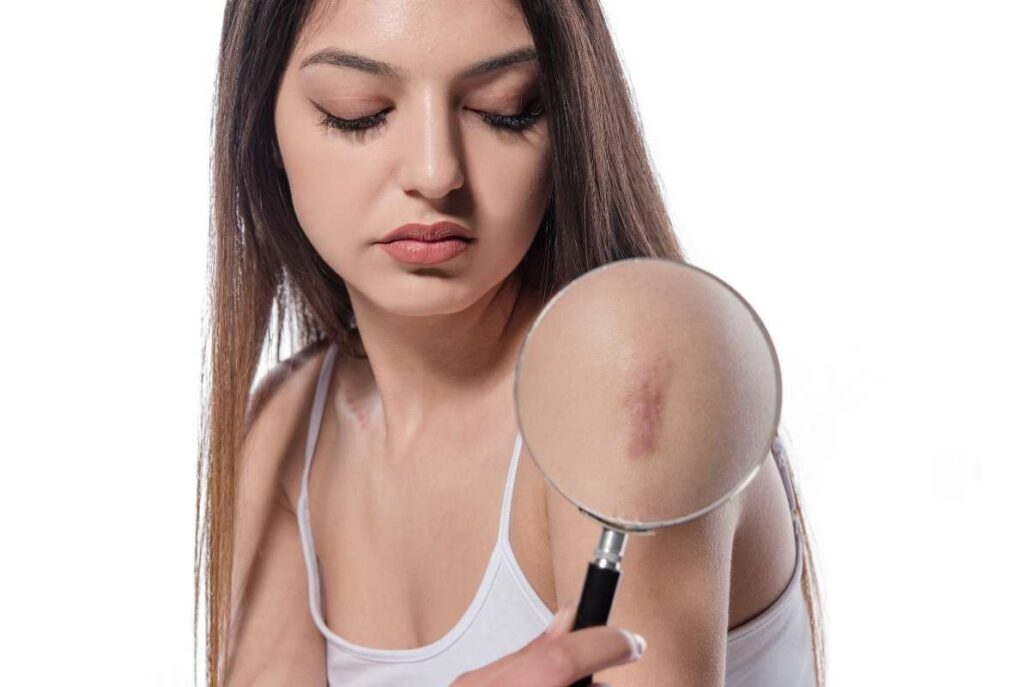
[237,1,801,685]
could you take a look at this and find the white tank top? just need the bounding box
[296,342,817,686]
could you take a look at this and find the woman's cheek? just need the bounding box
[286,151,378,271]
[507,149,553,246]
[473,140,552,246]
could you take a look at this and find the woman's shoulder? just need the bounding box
[245,339,333,433]
[241,338,335,516]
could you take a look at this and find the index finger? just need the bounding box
[491,625,642,687]
[449,602,577,687]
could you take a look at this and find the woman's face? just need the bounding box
[274,0,551,318]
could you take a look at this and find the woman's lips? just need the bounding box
[377,237,471,265]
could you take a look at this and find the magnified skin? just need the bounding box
[617,349,674,463]
[516,258,780,524]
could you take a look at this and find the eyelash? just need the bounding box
[315,101,545,137]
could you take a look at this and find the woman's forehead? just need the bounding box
[295,0,534,79]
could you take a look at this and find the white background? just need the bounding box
[1,1,1026,685]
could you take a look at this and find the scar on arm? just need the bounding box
[617,350,674,462]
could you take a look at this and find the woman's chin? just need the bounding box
[358,286,485,319]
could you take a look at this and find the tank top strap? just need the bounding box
[496,429,524,545]
[303,341,339,474]
[297,339,339,527]
[296,340,341,642]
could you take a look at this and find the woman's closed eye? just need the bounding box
[313,99,545,138]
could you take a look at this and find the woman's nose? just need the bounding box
[397,93,465,199]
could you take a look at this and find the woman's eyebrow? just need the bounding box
[299,45,538,80]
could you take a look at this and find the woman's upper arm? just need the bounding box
[225,346,330,686]
[546,483,740,687]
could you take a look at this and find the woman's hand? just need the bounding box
[450,601,647,687]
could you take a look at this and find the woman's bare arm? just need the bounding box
[224,345,330,686]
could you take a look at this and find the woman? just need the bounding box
[195,1,827,685]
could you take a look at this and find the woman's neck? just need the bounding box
[341,274,540,458]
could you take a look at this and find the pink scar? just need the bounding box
[617,352,673,462]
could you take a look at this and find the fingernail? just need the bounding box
[618,629,647,661]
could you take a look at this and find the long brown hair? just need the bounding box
[195,0,826,684]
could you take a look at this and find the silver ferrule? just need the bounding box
[592,527,628,571]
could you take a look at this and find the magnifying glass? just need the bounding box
[512,257,782,687]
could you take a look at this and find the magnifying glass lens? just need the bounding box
[515,257,782,531]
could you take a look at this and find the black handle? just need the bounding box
[568,562,621,687]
